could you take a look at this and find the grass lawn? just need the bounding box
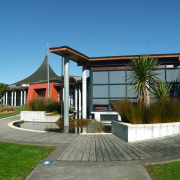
[145,161,180,180]
[0,141,56,180]
[0,107,24,119]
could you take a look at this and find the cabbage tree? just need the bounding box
[130,56,158,105]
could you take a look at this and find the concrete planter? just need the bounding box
[112,120,180,142]
[20,111,60,123]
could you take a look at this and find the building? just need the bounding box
[1,46,180,123]
[2,56,83,119]
[50,46,180,124]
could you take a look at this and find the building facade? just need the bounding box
[50,46,180,123]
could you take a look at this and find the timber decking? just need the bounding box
[57,134,180,162]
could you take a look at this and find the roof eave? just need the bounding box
[50,46,90,65]
[50,46,180,66]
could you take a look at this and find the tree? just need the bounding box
[0,83,9,99]
[129,56,159,105]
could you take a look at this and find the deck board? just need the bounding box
[101,135,119,161]
[57,134,180,162]
[95,135,104,161]
[106,135,126,161]
[74,135,88,161]
[82,135,91,161]
[98,135,111,161]
[107,135,134,160]
[89,135,96,161]
[58,136,81,161]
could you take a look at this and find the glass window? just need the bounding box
[93,85,108,98]
[93,71,108,84]
[93,99,109,105]
[109,71,125,84]
[127,85,137,98]
[110,85,126,97]
[166,69,180,82]
[126,70,133,83]
[156,69,165,81]
[93,99,110,111]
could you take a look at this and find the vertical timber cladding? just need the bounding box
[91,63,137,113]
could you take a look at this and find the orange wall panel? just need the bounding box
[26,82,59,104]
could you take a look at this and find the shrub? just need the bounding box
[113,99,180,124]
[0,105,15,112]
[112,100,145,124]
[152,79,172,100]
[26,97,63,113]
[145,98,180,124]
[86,120,105,133]
[69,119,89,127]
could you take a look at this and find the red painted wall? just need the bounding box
[26,82,59,103]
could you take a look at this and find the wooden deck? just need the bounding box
[57,134,180,162]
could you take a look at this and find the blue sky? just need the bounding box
[1,0,180,84]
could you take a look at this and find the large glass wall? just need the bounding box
[92,66,137,111]
[91,66,180,112]
[167,68,180,98]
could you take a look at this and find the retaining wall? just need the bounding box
[20,111,60,122]
[112,120,180,142]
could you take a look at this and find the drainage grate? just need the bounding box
[40,160,54,165]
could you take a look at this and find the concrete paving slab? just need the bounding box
[26,164,151,180]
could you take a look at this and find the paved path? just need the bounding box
[1,115,180,180]
[0,115,77,145]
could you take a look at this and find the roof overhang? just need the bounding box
[89,54,180,61]
[50,46,180,66]
[50,46,91,67]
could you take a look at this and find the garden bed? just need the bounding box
[112,120,180,142]
[0,111,16,114]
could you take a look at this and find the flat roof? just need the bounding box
[50,46,180,66]
[50,46,90,66]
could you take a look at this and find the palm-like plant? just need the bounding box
[130,56,158,105]
[152,79,172,100]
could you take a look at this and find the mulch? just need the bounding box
[0,111,16,114]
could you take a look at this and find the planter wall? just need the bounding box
[112,120,180,142]
[20,111,60,123]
